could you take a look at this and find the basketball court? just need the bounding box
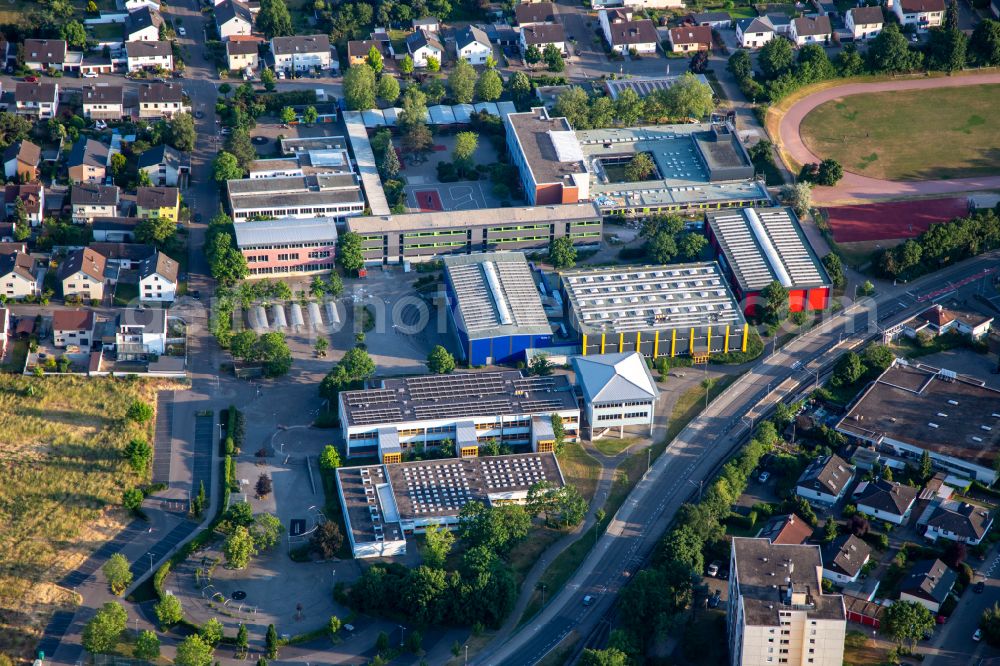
[407,181,491,212]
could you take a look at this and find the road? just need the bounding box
[925,546,1000,665]
[478,251,1000,666]
[774,72,1000,205]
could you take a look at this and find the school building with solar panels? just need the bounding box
[336,451,566,558]
[443,251,557,366]
[705,207,832,316]
[560,262,750,360]
[337,370,580,462]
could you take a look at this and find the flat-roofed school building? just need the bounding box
[561,262,749,359]
[225,173,365,222]
[705,207,831,316]
[233,217,337,278]
[503,106,590,206]
[338,371,580,462]
[444,251,555,365]
[345,203,602,265]
[336,451,566,558]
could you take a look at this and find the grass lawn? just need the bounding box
[593,437,638,457]
[843,630,891,665]
[557,441,601,503]
[1,339,29,373]
[113,282,140,306]
[836,239,899,270]
[88,22,124,41]
[0,375,178,659]
[799,84,1000,180]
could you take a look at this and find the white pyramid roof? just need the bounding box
[572,352,660,404]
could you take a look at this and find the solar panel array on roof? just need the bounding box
[562,263,744,333]
[707,210,776,291]
[754,208,825,286]
[404,372,509,401]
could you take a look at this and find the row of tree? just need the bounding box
[344,57,506,111]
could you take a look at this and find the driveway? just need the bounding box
[774,72,1000,204]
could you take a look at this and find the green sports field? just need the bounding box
[799,84,1000,181]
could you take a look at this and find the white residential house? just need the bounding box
[894,0,945,29]
[520,24,567,55]
[406,29,444,67]
[821,534,871,585]
[14,82,59,119]
[412,16,440,32]
[845,6,884,39]
[116,308,168,359]
[52,309,96,352]
[71,183,120,224]
[455,26,492,65]
[138,82,185,119]
[925,501,993,545]
[126,40,174,72]
[796,454,855,506]
[23,39,66,71]
[854,479,918,525]
[899,303,994,342]
[5,184,45,228]
[137,144,187,187]
[0,252,37,300]
[81,85,125,120]
[215,0,253,41]
[270,34,332,73]
[138,251,179,302]
[736,17,776,47]
[789,15,832,45]
[125,6,164,42]
[599,9,660,54]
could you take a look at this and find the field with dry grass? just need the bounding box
[0,376,178,659]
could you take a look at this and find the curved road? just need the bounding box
[479,253,1000,666]
[776,72,1000,204]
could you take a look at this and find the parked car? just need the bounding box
[974,629,983,642]
[707,561,720,577]
[24,76,38,83]
[582,595,595,606]
[976,581,986,594]
[82,71,98,78]
[178,26,186,36]
[758,471,771,483]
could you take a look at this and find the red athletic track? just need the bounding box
[826,197,969,243]
[415,189,444,212]
[777,73,1000,205]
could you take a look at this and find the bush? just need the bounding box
[126,400,154,423]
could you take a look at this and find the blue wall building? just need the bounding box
[443,252,556,366]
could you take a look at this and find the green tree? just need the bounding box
[138,170,153,187]
[225,526,257,569]
[303,106,319,125]
[823,517,838,543]
[280,106,297,124]
[376,631,390,655]
[459,501,531,555]
[319,444,342,471]
[759,37,794,79]
[448,59,477,104]
[61,20,87,49]
[884,600,934,649]
[381,143,400,178]
[175,634,214,666]
[822,253,846,290]
[815,158,843,186]
[919,450,933,482]
[452,130,478,169]
[525,44,543,66]
[530,354,554,376]
[727,49,753,80]
[135,215,176,247]
[970,19,1000,66]
[127,400,154,423]
[310,520,344,558]
[624,152,656,181]
[679,232,707,260]
[981,602,1000,646]
[548,236,577,269]
[213,151,243,182]
[426,55,440,72]
[344,64,377,110]
[252,513,283,551]
[475,68,503,101]
[134,630,161,661]
[861,344,894,373]
[261,67,276,91]
[662,72,715,119]
[422,523,455,568]
[580,648,629,666]
[648,230,678,264]
[377,74,400,104]
[257,0,293,38]
[255,331,293,377]
[200,618,224,647]
[123,487,144,511]
[507,70,532,104]
[831,351,865,387]
[82,602,127,655]
[124,437,152,474]
[328,615,343,637]
[553,86,591,129]
[761,280,789,324]
[102,553,133,595]
[551,412,566,452]
[427,345,456,374]
[236,623,249,654]
[836,44,866,76]
[406,629,423,654]
[266,623,279,659]
[226,128,257,170]
[110,152,127,179]
[155,593,183,628]
[229,329,258,361]
[367,45,384,74]
[543,43,564,71]
[169,113,196,152]
[781,182,812,216]
[656,524,704,574]
[614,87,644,126]
[867,23,918,72]
[337,231,365,275]
[400,54,414,75]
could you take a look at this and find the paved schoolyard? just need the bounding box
[401,132,507,211]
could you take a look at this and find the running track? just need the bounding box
[777,72,1000,205]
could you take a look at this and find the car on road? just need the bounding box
[220,127,232,135]
[582,595,595,606]
[24,76,38,83]
[974,629,983,641]
[83,71,98,78]
[758,471,770,483]
[178,26,186,36]
[976,581,986,593]
[707,561,720,577]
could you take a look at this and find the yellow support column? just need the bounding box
[601,333,606,354]
[653,331,660,358]
[741,325,749,353]
[670,329,677,357]
[706,327,712,356]
[635,331,641,355]
[618,332,624,353]
[724,325,730,352]
[581,334,587,356]
[689,328,695,355]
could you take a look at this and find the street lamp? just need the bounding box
[399,625,404,648]
[147,553,154,572]
[465,644,469,665]
[688,478,704,502]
